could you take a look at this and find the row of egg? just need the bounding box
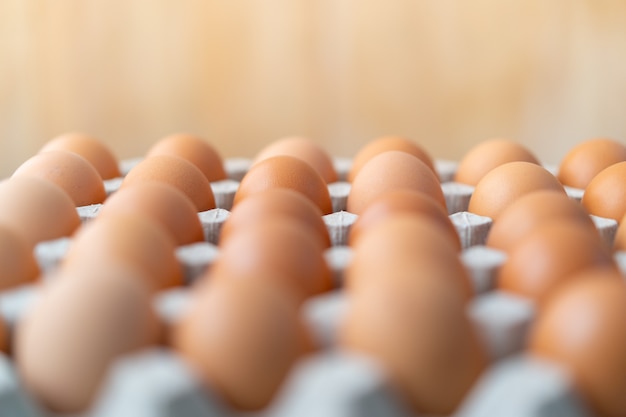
[1,133,626,416]
[6,133,626,219]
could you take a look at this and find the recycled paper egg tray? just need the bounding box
[0,156,610,417]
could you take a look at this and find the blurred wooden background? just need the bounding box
[1,1,625,178]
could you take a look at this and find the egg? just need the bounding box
[347,151,446,215]
[557,137,626,189]
[454,139,540,186]
[340,269,487,415]
[220,188,330,249]
[0,225,39,291]
[0,176,80,247]
[98,182,204,246]
[12,150,106,206]
[173,278,312,411]
[497,220,615,306]
[529,271,626,417]
[63,214,183,291]
[612,215,626,251]
[487,190,595,252]
[15,263,161,413]
[211,218,333,302]
[233,155,333,214]
[347,214,472,300]
[468,161,565,220]
[0,315,6,353]
[349,189,460,250]
[146,133,227,182]
[39,132,121,180]
[582,161,626,221]
[253,136,337,183]
[121,155,216,212]
[348,136,436,182]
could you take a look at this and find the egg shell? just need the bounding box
[220,188,330,249]
[468,161,565,220]
[173,278,312,411]
[40,132,121,180]
[15,263,161,413]
[347,150,446,215]
[233,155,333,214]
[0,225,39,291]
[347,214,473,301]
[558,138,626,189]
[340,269,487,415]
[63,214,183,291]
[211,218,333,301]
[498,220,616,306]
[98,182,204,246]
[12,150,106,206]
[253,136,337,183]
[529,271,626,417]
[454,139,540,186]
[146,133,227,182]
[349,189,460,250]
[487,190,595,252]
[0,176,81,247]
[122,154,216,212]
[348,136,435,182]
[582,161,626,221]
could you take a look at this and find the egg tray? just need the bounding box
[0,156,612,417]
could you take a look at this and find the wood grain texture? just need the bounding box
[1,1,625,178]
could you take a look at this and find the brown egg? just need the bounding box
[558,137,626,189]
[39,132,121,180]
[498,220,615,306]
[173,278,311,411]
[348,136,436,182]
[233,155,333,214]
[340,271,487,415]
[347,214,473,301]
[0,315,6,354]
[529,272,626,417]
[0,177,81,247]
[349,189,460,250]
[63,214,183,291]
[253,136,337,183]
[454,139,540,186]
[612,214,626,251]
[12,150,106,206]
[146,133,227,182]
[0,225,39,291]
[347,151,446,215]
[582,161,626,221]
[468,161,565,220]
[487,190,595,252]
[220,188,330,249]
[212,218,333,302]
[122,155,216,211]
[15,263,160,413]
[98,182,204,246]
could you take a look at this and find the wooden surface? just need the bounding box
[1,1,625,178]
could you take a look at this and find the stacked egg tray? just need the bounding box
[0,145,621,417]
